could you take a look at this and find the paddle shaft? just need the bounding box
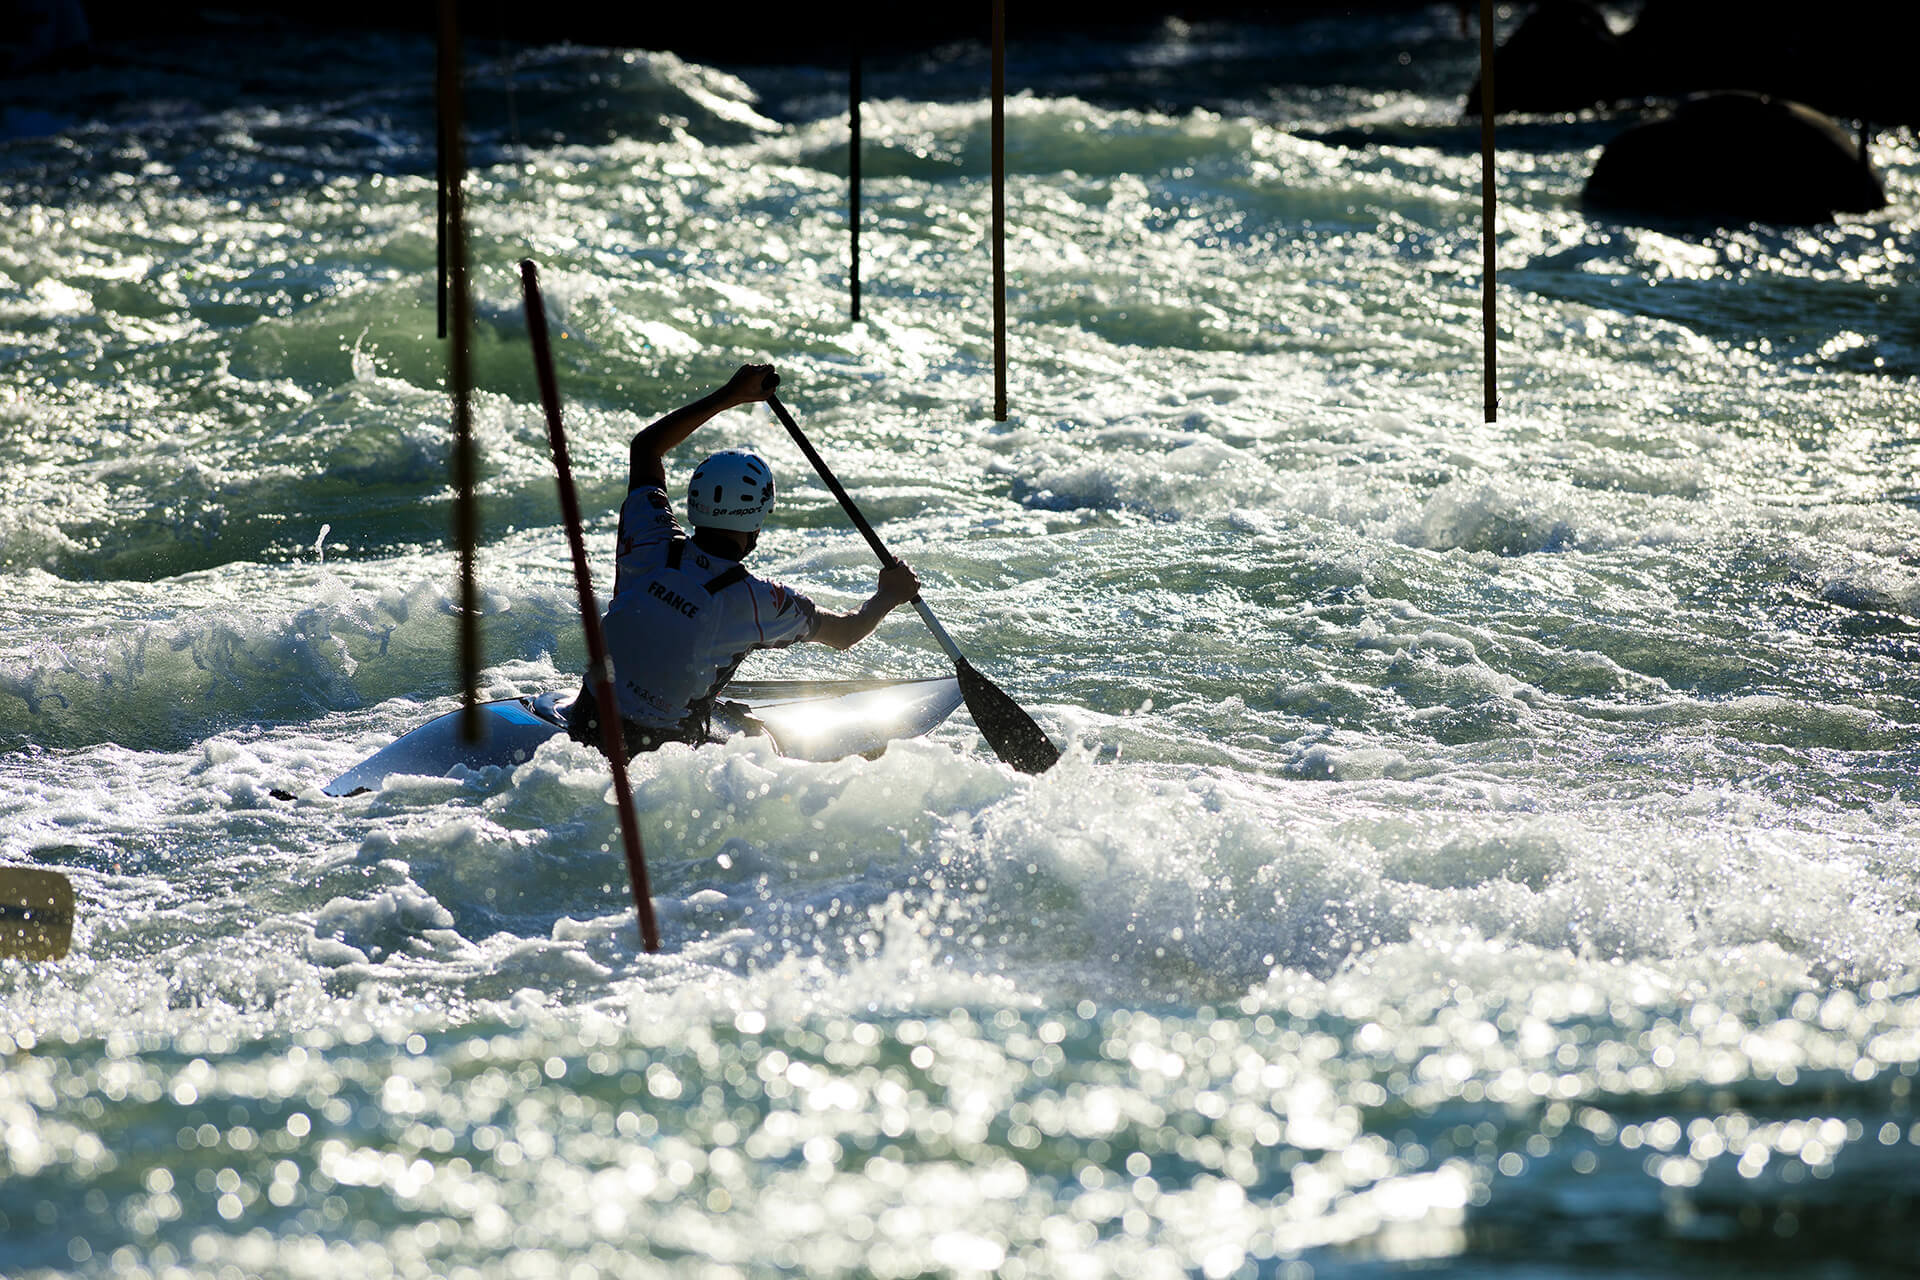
[521,260,661,953]
[764,397,961,660]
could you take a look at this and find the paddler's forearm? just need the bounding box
[813,592,909,651]
[628,386,737,488]
[813,561,919,650]
[628,364,777,490]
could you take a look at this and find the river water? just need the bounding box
[4,6,1920,1276]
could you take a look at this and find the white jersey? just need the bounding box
[600,485,820,732]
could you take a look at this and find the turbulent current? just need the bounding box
[4,8,1920,1276]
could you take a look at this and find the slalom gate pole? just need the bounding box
[435,25,448,341]
[850,43,863,322]
[519,259,662,954]
[1479,0,1498,424]
[437,0,482,742]
[992,0,1008,421]
[0,866,74,962]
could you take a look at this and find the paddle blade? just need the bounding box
[0,867,74,962]
[955,657,1060,773]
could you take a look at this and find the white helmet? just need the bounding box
[686,449,775,532]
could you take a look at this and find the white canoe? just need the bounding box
[320,676,965,796]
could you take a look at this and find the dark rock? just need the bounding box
[1463,0,1920,127]
[1,0,91,73]
[1620,0,1920,126]
[1583,92,1886,225]
[1463,0,1634,117]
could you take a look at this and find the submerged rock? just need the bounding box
[1582,92,1886,225]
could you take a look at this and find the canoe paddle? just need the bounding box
[766,395,1060,774]
[0,866,74,962]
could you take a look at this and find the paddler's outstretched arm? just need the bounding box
[628,363,778,489]
[813,562,920,650]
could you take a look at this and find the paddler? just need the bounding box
[566,363,920,756]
